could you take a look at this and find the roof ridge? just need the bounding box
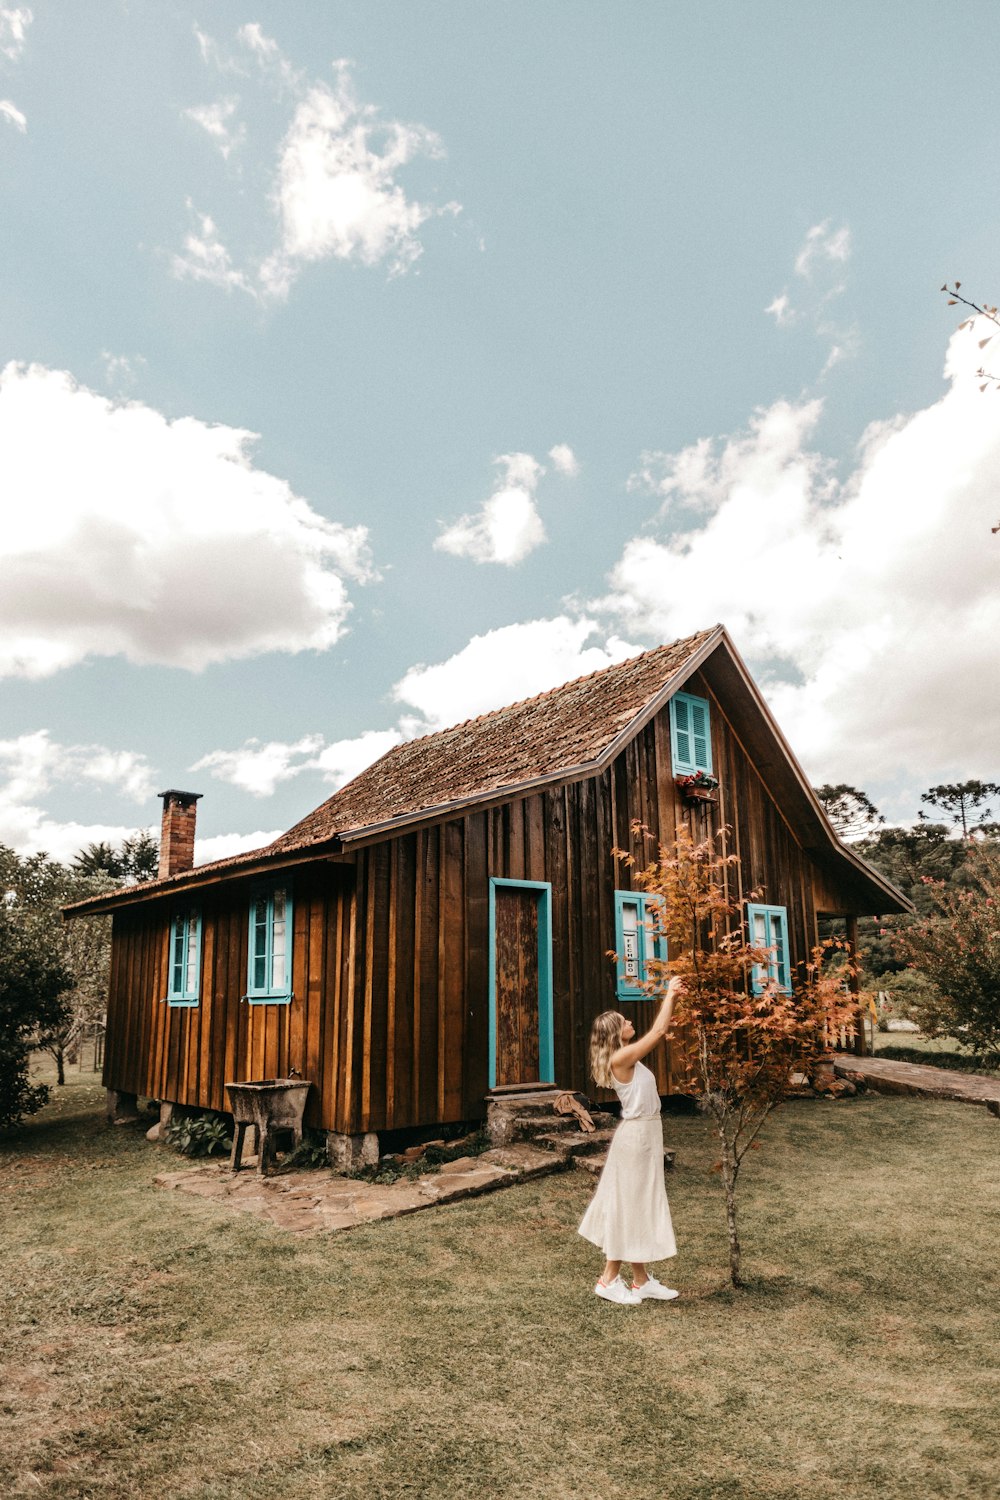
[374,629,712,754]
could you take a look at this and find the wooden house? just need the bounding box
[67,625,910,1157]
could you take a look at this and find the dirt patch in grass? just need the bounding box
[1,1072,998,1499]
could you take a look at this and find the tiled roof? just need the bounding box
[272,626,720,850]
[64,626,719,913]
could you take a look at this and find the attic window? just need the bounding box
[670,691,712,776]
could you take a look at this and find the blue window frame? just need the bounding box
[747,903,791,992]
[245,885,293,1004]
[614,890,667,1000]
[167,908,201,1006]
[670,690,713,776]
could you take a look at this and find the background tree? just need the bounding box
[70,829,158,883]
[0,846,113,1086]
[893,841,1000,1060]
[620,825,856,1289]
[815,784,884,841]
[0,898,73,1129]
[918,780,1000,840]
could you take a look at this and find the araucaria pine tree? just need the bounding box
[619,824,857,1288]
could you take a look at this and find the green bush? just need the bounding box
[285,1130,329,1169]
[165,1112,233,1158]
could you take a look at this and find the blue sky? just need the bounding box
[2,1,999,863]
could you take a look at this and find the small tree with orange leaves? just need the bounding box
[619,824,857,1288]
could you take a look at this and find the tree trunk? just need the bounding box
[719,1147,745,1288]
[55,1047,65,1086]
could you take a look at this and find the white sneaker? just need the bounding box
[595,1276,640,1305]
[634,1276,679,1301]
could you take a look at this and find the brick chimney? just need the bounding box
[157,790,202,879]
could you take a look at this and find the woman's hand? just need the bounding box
[657,977,684,1033]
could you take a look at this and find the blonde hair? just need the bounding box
[589,1010,627,1089]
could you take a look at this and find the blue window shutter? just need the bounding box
[643,895,668,963]
[671,695,692,770]
[690,697,712,773]
[770,909,790,990]
[671,691,712,775]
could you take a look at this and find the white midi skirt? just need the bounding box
[578,1116,677,1264]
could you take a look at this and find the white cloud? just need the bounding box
[194,735,325,798]
[0,361,373,679]
[172,201,255,295]
[100,351,146,391]
[236,23,302,92]
[0,97,25,131]
[794,220,851,278]
[259,69,453,294]
[194,829,284,866]
[548,443,580,477]
[766,220,855,368]
[195,727,406,798]
[179,30,458,299]
[764,292,792,326]
[0,6,31,62]
[184,98,245,160]
[393,617,640,729]
[629,405,825,521]
[435,451,547,565]
[312,728,406,788]
[0,731,158,861]
[599,318,1000,789]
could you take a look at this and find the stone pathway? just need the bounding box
[154,1144,563,1236]
[834,1055,1000,1117]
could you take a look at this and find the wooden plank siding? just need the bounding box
[103,682,857,1135]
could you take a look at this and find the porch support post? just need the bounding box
[846,914,865,1056]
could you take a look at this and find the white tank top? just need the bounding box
[611,1059,661,1120]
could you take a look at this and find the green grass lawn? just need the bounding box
[1,1071,998,1500]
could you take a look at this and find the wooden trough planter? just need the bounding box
[225,1079,312,1177]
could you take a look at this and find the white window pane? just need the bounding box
[621,901,640,978]
[185,916,198,993]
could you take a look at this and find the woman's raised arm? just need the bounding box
[611,977,685,1078]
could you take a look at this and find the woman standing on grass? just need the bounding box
[578,978,684,1305]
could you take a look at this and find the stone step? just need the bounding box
[510,1110,616,1142]
[534,1128,616,1158]
[486,1081,561,1096]
[514,1113,579,1134]
[502,1097,583,1119]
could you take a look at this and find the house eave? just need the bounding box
[62,839,352,918]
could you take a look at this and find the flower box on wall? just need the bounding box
[675,773,720,805]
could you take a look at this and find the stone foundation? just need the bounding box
[105,1089,141,1124]
[325,1130,380,1171]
